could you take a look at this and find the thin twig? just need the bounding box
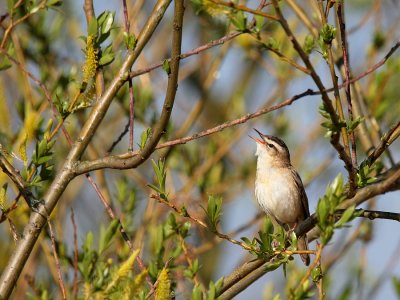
[366,121,400,166]
[70,208,79,300]
[291,242,324,299]
[46,219,67,300]
[121,0,136,151]
[337,2,358,174]
[150,194,252,251]
[208,0,278,20]
[76,36,400,174]
[129,31,242,79]
[296,207,400,240]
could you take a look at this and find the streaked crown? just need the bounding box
[251,129,291,166]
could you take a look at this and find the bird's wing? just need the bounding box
[290,167,310,219]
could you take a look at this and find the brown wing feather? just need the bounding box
[290,166,311,265]
[290,166,310,219]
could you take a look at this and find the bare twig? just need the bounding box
[121,0,136,151]
[295,206,400,241]
[337,2,358,175]
[76,36,400,174]
[129,32,241,79]
[366,121,400,166]
[208,0,278,21]
[291,242,324,299]
[70,209,79,300]
[46,220,67,300]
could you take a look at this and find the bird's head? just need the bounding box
[250,128,291,166]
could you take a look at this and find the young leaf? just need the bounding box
[162,59,171,75]
[98,219,120,254]
[139,128,152,150]
[335,205,356,228]
[204,195,223,232]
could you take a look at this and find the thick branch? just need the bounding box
[0,1,173,298]
[216,166,400,299]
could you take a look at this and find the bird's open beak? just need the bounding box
[249,128,265,144]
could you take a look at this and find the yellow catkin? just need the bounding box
[18,135,27,167]
[0,184,6,210]
[122,270,148,300]
[105,249,140,294]
[155,268,171,300]
[0,80,10,134]
[82,35,98,84]
[203,0,230,16]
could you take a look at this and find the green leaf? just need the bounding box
[98,219,120,254]
[335,205,356,228]
[30,5,40,13]
[102,43,113,55]
[100,11,115,34]
[289,231,298,249]
[265,37,279,51]
[317,198,328,227]
[214,276,224,293]
[149,159,167,199]
[255,15,264,32]
[311,265,322,282]
[331,173,344,196]
[162,59,171,74]
[320,23,336,44]
[191,284,203,300]
[230,11,247,32]
[392,277,400,297]
[206,281,216,300]
[123,32,137,49]
[139,128,152,150]
[179,221,191,238]
[0,55,12,71]
[154,225,164,255]
[98,53,114,66]
[204,195,223,232]
[347,116,364,132]
[303,35,315,54]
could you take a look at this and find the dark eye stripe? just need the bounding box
[266,135,289,152]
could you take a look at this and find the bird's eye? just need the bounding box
[267,143,274,148]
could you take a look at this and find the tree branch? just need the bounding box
[0,1,173,297]
[215,166,400,299]
[271,0,357,195]
[366,121,400,166]
[75,36,400,174]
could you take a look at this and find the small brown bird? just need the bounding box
[252,129,310,265]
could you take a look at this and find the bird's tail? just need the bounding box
[298,235,310,266]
